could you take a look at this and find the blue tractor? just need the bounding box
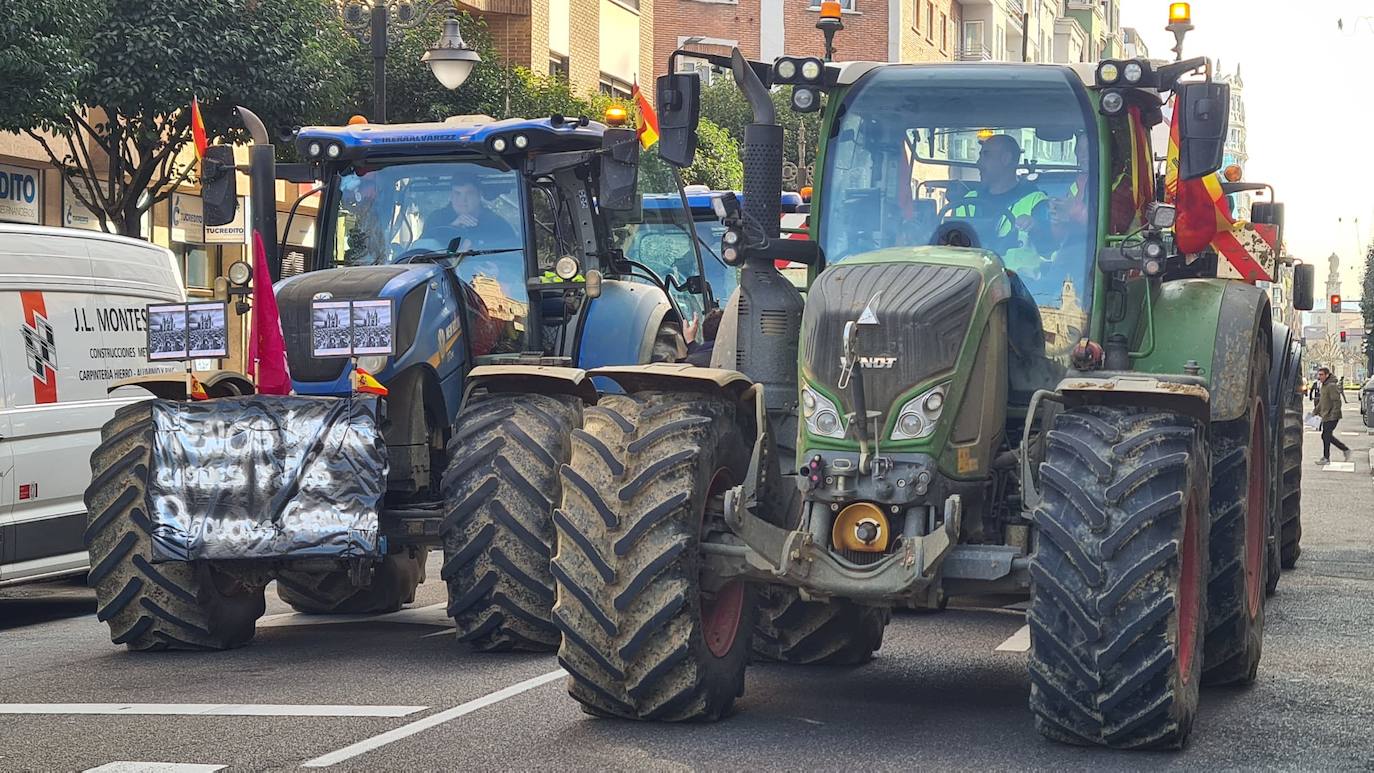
[81,109,718,651]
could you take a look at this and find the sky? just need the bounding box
[1118,0,1374,297]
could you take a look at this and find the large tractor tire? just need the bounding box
[84,403,266,651]
[1279,395,1303,569]
[440,393,581,651]
[275,550,428,615]
[1028,406,1209,750]
[553,391,756,721]
[1201,344,1271,686]
[753,585,889,665]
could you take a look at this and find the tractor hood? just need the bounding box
[799,246,1009,447]
[275,264,442,384]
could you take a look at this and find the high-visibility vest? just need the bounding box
[948,186,1047,237]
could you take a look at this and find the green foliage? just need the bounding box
[0,0,101,130]
[4,0,354,235]
[1363,242,1374,369]
[683,119,743,190]
[698,77,823,190]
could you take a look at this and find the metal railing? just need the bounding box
[957,44,993,61]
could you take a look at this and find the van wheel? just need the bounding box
[276,551,428,615]
[84,403,265,651]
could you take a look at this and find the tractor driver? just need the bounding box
[946,134,1052,278]
[422,178,520,252]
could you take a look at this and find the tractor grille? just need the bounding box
[276,266,410,384]
[801,262,980,423]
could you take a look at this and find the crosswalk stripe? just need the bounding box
[257,603,449,630]
[995,625,1031,653]
[84,764,225,772]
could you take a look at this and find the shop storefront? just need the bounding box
[0,162,44,225]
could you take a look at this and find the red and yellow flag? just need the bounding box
[633,81,659,150]
[189,374,209,401]
[190,98,209,162]
[352,365,388,397]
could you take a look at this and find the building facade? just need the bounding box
[485,0,654,98]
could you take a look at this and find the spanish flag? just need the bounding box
[633,80,659,150]
[190,97,209,163]
[352,365,388,397]
[189,374,209,401]
[1164,97,1221,255]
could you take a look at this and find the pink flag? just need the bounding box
[248,230,292,395]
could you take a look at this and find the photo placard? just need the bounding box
[147,302,229,361]
[310,298,396,358]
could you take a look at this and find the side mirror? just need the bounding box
[656,72,701,168]
[1176,81,1230,180]
[683,275,707,295]
[1292,263,1315,311]
[1252,201,1285,250]
[599,128,640,212]
[201,145,239,227]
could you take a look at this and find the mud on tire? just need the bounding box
[441,393,582,651]
[754,585,889,666]
[1279,396,1303,569]
[1028,406,1209,749]
[553,391,755,721]
[84,403,266,651]
[276,550,428,615]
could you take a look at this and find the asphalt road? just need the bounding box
[4,402,1374,772]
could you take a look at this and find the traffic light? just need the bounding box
[1330,294,1342,313]
[1340,331,1348,343]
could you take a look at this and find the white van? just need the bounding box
[0,225,191,586]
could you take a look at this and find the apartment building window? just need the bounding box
[809,0,855,10]
[549,54,569,80]
[925,2,934,41]
[599,74,633,99]
[912,0,919,32]
[939,12,948,52]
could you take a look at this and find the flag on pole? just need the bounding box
[190,97,209,162]
[1165,97,1219,254]
[247,230,293,395]
[633,80,659,150]
[352,365,388,397]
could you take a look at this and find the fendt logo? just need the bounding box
[841,355,897,369]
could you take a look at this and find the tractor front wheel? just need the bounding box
[1028,405,1208,749]
[753,585,889,665]
[553,391,755,721]
[275,551,427,615]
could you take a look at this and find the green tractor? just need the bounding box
[519,42,1315,752]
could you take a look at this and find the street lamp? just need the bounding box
[338,0,482,123]
[422,18,482,90]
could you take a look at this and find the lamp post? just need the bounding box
[338,0,482,123]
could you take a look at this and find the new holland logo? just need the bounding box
[841,355,897,369]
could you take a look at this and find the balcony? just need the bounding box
[1004,0,1023,16]
[957,44,994,61]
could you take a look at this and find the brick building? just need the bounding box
[653,0,962,81]
[480,0,654,98]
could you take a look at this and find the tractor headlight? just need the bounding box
[1096,61,1120,85]
[803,386,845,439]
[775,58,798,81]
[356,355,388,373]
[891,383,948,441]
[514,134,529,149]
[791,87,819,113]
[1123,61,1144,83]
[492,137,508,153]
[1099,89,1126,116]
[307,141,322,157]
[326,143,342,159]
[800,58,822,82]
[555,255,580,280]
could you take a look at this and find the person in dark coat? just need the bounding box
[685,308,724,367]
[1314,366,1350,465]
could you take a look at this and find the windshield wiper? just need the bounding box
[403,246,523,264]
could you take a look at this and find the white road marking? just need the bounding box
[1323,462,1357,473]
[1342,431,1361,436]
[301,669,567,768]
[0,704,425,717]
[420,628,456,639]
[84,763,225,772]
[257,602,448,629]
[995,624,1031,653]
[1002,600,1031,611]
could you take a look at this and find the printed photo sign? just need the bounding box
[147,302,229,361]
[310,298,394,358]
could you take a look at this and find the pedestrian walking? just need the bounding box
[1314,366,1350,465]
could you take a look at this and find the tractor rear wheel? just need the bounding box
[553,391,755,721]
[1279,395,1303,569]
[1028,406,1208,749]
[84,403,265,651]
[753,585,888,665]
[1201,344,1270,687]
[441,393,581,652]
[275,551,427,615]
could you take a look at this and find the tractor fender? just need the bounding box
[1057,374,1212,426]
[588,363,755,400]
[576,278,678,370]
[107,369,255,400]
[1208,282,1273,423]
[462,365,599,407]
